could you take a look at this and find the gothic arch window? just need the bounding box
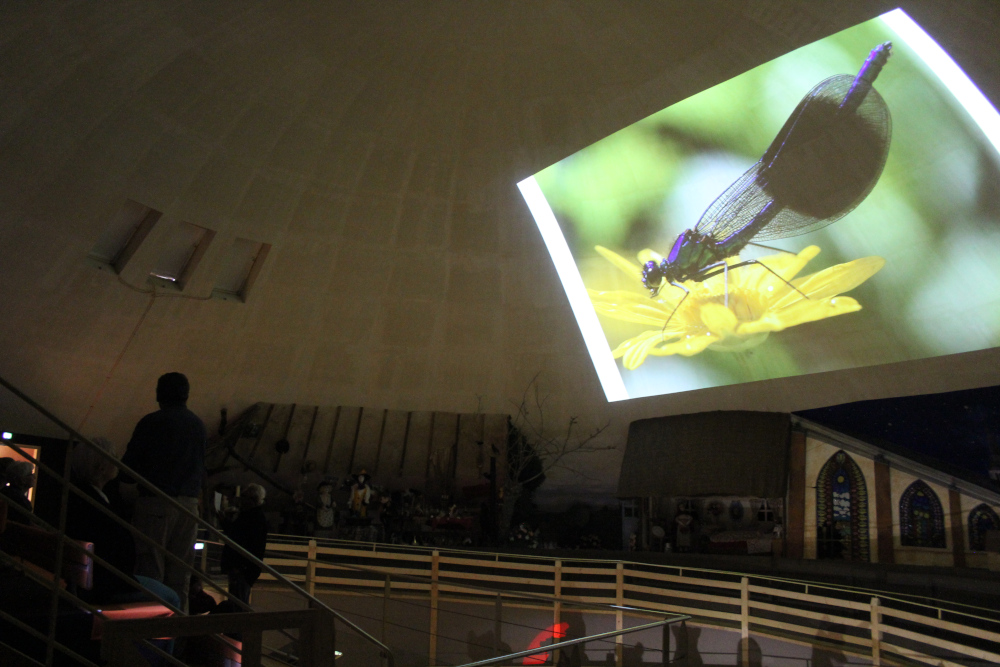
[968,504,1000,551]
[900,480,946,548]
[816,450,870,561]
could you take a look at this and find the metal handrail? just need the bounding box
[0,488,264,665]
[1,443,260,662]
[0,373,396,666]
[0,446,282,667]
[0,606,101,667]
[455,615,690,667]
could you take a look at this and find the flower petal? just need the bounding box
[595,246,642,279]
[637,248,665,264]
[589,290,676,327]
[699,302,738,338]
[593,304,669,327]
[612,328,720,366]
[799,256,885,299]
[737,296,862,335]
[614,330,668,369]
[751,246,821,295]
[588,289,664,306]
[770,255,883,310]
[649,334,716,357]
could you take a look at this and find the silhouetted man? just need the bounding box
[220,484,268,605]
[122,372,206,611]
[1,460,35,524]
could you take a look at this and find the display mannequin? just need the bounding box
[350,470,372,518]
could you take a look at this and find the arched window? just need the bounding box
[900,480,946,548]
[968,504,1000,551]
[816,450,870,561]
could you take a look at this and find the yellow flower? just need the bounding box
[588,245,884,369]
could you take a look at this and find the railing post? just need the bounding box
[200,540,209,573]
[870,596,882,666]
[495,593,503,657]
[102,621,147,666]
[308,601,338,667]
[307,539,317,596]
[661,616,671,667]
[554,559,562,630]
[243,628,263,667]
[740,576,750,665]
[430,550,439,665]
[616,562,624,667]
[383,574,391,644]
[45,439,75,665]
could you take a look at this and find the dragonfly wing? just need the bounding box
[751,74,891,241]
[692,161,774,242]
[694,72,891,245]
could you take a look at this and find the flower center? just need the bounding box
[677,286,764,329]
[672,286,772,352]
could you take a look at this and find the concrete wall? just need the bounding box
[2,2,1000,508]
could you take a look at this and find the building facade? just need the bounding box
[791,417,1000,569]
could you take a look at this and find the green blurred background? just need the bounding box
[533,14,1000,398]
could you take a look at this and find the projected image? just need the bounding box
[519,9,1000,401]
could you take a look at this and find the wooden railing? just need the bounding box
[258,536,1000,667]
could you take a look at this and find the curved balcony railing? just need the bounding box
[255,534,1000,666]
[4,365,999,667]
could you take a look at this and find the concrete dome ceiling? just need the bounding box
[2,1,999,497]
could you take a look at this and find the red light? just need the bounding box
[523,622,568,665]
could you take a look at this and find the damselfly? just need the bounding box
[642,43,893,326]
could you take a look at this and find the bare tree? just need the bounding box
[496,374,613,540]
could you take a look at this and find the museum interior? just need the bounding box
[2,1,1000,666]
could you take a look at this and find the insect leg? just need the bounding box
[746,241,797,256]
[692,260,733,307]
[723,261,729,308]
[701,259,810,299]
[661,281,690,338]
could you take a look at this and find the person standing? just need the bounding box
[66,438,180,609]
[1,460,36,524]
[121,372,206,611]
[220,484,268,605]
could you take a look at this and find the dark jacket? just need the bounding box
[65,482,139,603]
[0,485,32,524]
[121,403,207,497]
[220,505,268,584]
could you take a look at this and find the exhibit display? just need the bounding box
[519,9,1000,401]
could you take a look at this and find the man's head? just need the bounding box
[242,483,266,508]
[0,457,14,481]
[6,461,35,492]
[72,437,119,488]
[156,372,190,405]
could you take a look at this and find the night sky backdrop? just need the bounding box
[796,384,1000,481]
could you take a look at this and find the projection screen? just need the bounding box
[519,9,1000,402]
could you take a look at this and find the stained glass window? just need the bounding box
[816,450,870,561]
[900,480,946,548]
[968,504,1000,551]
